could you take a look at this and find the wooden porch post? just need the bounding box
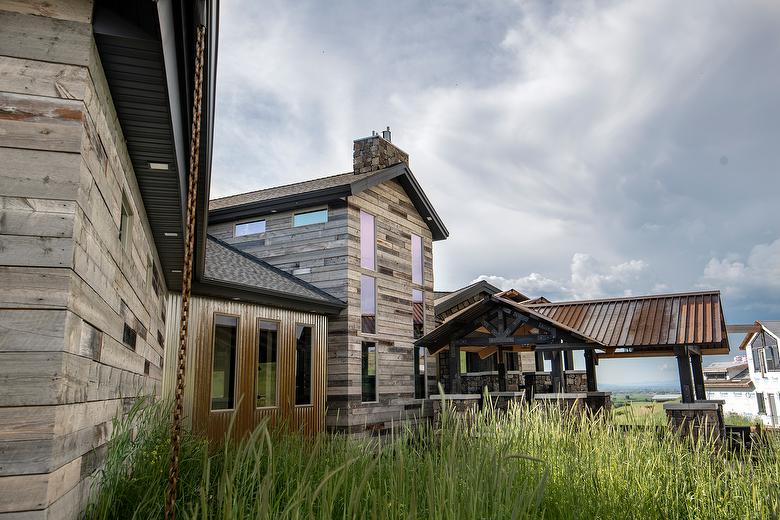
[551,350,565,393]
[584,350,598,392]
[535,350,545,372]
[674,345,695,403]
[497,347,507,392]
[690,351,707,401]
[449,344,461,394]
[564,350,574,371]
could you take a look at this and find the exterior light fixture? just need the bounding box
[149,162,169,170]
[164,232,178,237]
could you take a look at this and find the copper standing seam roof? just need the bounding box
[526,290,728,350]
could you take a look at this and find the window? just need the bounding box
[505,352,518,372]
[361,275,376,334]
[460,352,497,374]
[757,392,766,414]
[767,344,779,372]
[411,234,423,285]
[293,208,328,227]
[412,289,424,339]
[705,372,727,380]
[360,210,375,270]
[256,321,278,408]
[122,323,137,351]
[753,346,765,374]
[362,341,377,402]
[119,194,133,250]
[211,315,238,411]
[235,219,266,237]
[414,346,426,399]
[295,325,312,405]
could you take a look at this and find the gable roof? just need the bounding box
[739,320,780,350]
[198,235,345,314]
[527,290,729,351]
[434,280,502,317]
[208,162,449,240]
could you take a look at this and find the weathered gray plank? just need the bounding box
[0,235,72,267]
[0,10,91,66]
[0,92,83,152]
[0,0,93,23]
[0,310,77,353]
[0,56,87,100]
[0,197,75,237]
[0,267,71,308]
[0,147,81,200]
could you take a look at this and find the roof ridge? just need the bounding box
[526,289,721,307]
[209,171,353,202]
[206,235,344,305]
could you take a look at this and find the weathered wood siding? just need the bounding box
[0,2,168,517]
[162,294,328,439]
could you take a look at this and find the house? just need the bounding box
[206,129,449,435]
[703,357,756,419]
[740,321,780,426]
[0,1,225,516]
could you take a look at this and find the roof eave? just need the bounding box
[194,278,345,315]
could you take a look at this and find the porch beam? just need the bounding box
[453,334,555,347]
[674,345,695,403]
[449,342,461,394]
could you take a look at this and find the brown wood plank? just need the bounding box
[617,301,636,346]
[658,298,672,345]
[695,294,705,344]
[668,297,680,344]
[650,298,665,345]
[678,296,689,344]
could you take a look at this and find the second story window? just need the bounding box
[361,275,376,334]
[119,193,133,250]
[412,289,424,339]
[293,208,328,227]
[411,234,423,285]
[360,210,375,270]
[235,219,266,237]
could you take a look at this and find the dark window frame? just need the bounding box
[362,341,378,403]
[412,289,424,340]
[256,318,280,409]
[414,346,426,399]
[757,392,766,414]
[293,208,328,228]
[361,275,376,334]
[210,313,239,412]
[234,219,267,237]
[294,323,314,406]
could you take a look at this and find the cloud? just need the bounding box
[476,253,648,301]
[699,238,780,313]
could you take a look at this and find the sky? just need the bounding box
[211,0,780,386]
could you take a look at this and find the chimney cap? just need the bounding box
[382,126,392,142]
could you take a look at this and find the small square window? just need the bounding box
[235,220,266,237]
[293,209,328,227]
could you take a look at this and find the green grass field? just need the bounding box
[85,399,780,519]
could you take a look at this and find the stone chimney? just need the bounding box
[353,127,409,174]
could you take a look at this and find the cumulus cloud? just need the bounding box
[476,253,648,301]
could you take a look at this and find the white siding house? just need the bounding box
[704,357,757,419]
[743,321,780,427]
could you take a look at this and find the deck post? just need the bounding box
[551,350,565,393]
[497,348,507,392]
[584,350,598,392]
[535,350,545,372]
[690,351,707,401]
[449,344,461,394]
[564,350,574,371]
[674,345,695,403]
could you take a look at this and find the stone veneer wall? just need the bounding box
[0,2,166,517]
[526,371,588,394]
[353,135,409,174]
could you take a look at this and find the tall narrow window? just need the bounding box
[295,325,312,405]
[211,315,237,410]
[757,392,766,414]
[414,346,426,399]
[257,320,278,407]
[412,289,424,339]
[119,194,133,250]
[362,341,377,402]
[360,210,375,270]
[361,275,376,334]
[411,234,423,285]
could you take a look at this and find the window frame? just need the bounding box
[411,233,423,286]
[294,323,314,407]
[210,312,240,413]
[757,392,767,415]
[255,318,281,410]
[360,274,377,335]
[361,341,378,403]
[359,210,376,271]
[119,192,133,251]
[412,289,424,340]
[414,345,426,399]
[293,207,328,228]
[234,218,267,238]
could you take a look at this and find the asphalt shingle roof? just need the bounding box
[203,236,343,306]
[209,172,354,210]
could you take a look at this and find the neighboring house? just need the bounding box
[207,130,448,435]
[0,1,216,516]
[703,357,756,419]
[741,321,780,427]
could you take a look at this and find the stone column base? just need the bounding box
[664,401,725,443]
[430,394,481,428]
[487,391,525,411]
[535,392,612,416]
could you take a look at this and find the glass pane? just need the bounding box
[293,209,328,227]
[211,315,237,410]
[360,211,375,270]
[235,220,266,236]
[412,289,424,339]
[295,325,312,405]
[362,342,377,402]
[257,321,277,407]
[411,234,423,285]
[414,346,426,399]
[361,275,376,334]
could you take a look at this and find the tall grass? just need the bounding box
[85,398,780,519]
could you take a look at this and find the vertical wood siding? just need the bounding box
[163,294,327,439]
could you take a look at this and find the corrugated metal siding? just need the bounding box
[529,291,726,349]
[163,294,327,439]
